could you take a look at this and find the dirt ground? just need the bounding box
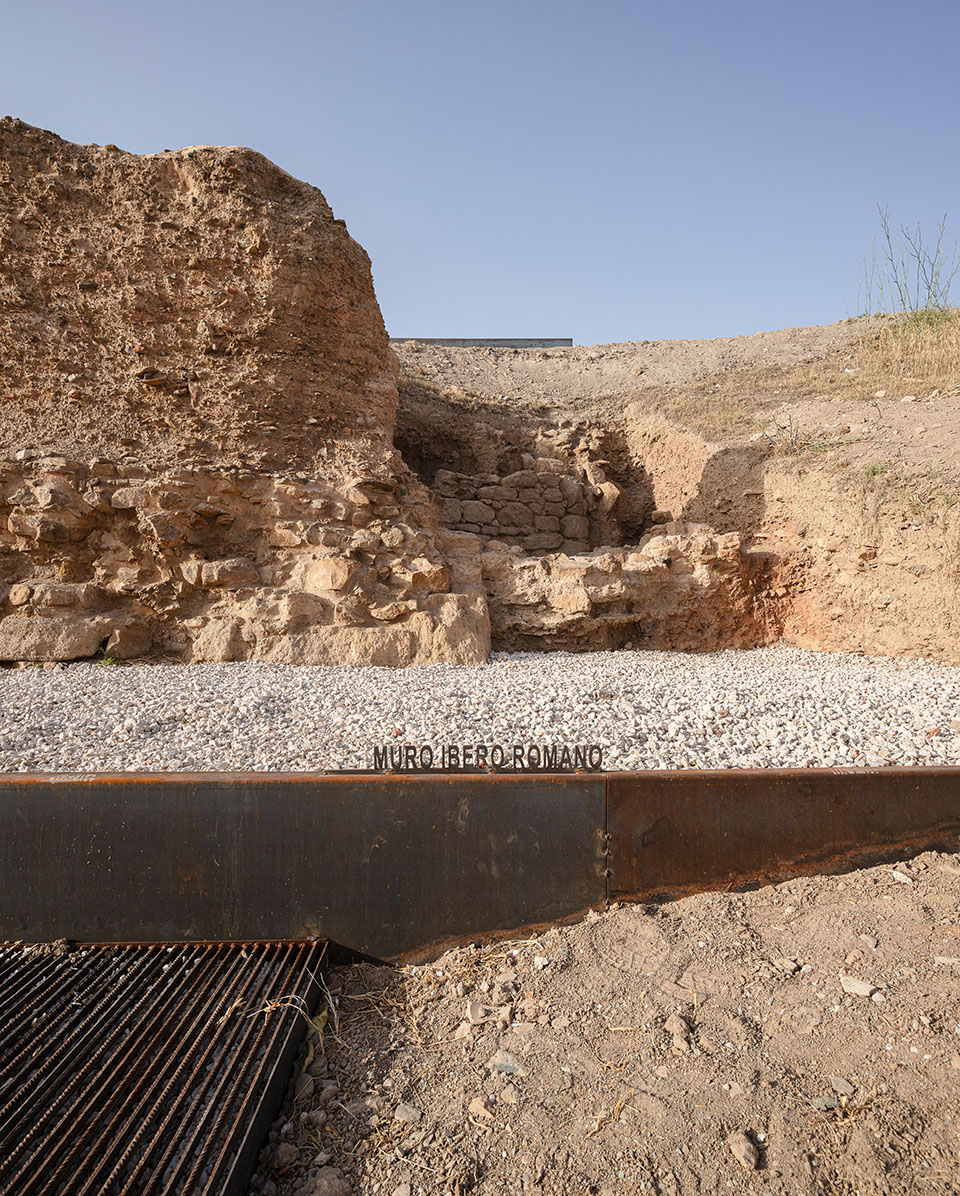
[394,321,871,407]
[252,850,960,1196]
[395,314,960,485]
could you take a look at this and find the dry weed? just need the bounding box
[854,309,960,396]
[635,311,959,441]
[586,1087,638,1139]
[752,402,883,456]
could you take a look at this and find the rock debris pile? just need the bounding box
[478,526,784,652]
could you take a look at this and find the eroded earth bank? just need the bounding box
[3,118,959,666]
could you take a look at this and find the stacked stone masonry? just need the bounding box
[433,458,596,554]
[0,455,490,666]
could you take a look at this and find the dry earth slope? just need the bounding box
[395,318,960,663]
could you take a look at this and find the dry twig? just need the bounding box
[586,1088,637,1139]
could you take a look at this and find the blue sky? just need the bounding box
[5,0,959,343]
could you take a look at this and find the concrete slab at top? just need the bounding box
[389,337,573,348]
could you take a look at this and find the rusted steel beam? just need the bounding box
[606,768,960,902]
[2,769,958,960]
[0,773,607,959]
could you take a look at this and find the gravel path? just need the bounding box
[2,646,959,773]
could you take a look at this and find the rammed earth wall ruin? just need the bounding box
[0,119,490,665]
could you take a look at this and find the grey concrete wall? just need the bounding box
[389,337,573,348]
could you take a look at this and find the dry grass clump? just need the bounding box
[861,460,960,514]
[642,310,960,442]
[855,308,960,396]
[639,354,865,441]
[750,410,882,456]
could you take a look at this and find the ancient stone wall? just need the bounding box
[0,120,496,666]
[432,459,628,554]
[7,119,915,668]
[0,454,489,666]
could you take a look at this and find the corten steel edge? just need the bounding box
[0,772,607,959]
[605,768,960,904]
[1,768,959,960]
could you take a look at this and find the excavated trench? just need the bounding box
[395,382,796,654]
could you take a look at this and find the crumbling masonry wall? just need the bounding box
[432,461,628,555]
[0,455,489,666]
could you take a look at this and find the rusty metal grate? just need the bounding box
[0,940,325,1196]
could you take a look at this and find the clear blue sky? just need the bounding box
[5,0,959,344]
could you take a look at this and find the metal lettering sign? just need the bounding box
[369,742,604,772]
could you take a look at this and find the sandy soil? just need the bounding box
[395,322,870,407]
[766,395,960,478]
[253,850,960,1196]
[395,316,960,487]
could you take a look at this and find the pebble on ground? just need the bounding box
[1,645,958,772]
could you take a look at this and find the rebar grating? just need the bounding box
[0,940,325,1196]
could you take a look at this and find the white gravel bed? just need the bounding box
[1,645,959,773]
